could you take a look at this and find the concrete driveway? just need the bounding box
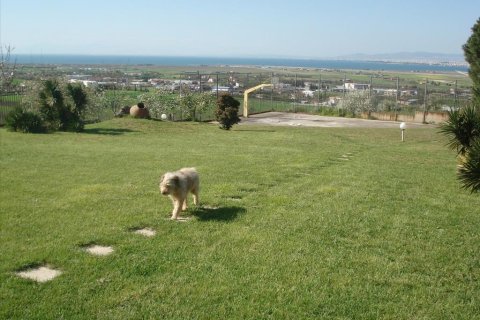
[239,112,433,128]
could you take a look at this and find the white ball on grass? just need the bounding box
[161,114,167,120]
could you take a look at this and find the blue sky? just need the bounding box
[1,0,479,58]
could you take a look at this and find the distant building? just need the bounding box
[211,86,232,93]
[401,90,418,96]
[345,83,370,91]
[302,89,315,97]
[82,80,98,88]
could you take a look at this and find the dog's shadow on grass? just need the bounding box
[192,206,245,222]
[83,128,136,135]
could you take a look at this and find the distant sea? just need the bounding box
[14,54,468,72]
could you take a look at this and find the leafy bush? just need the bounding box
[5,108,46,133]
[215,93,241,130]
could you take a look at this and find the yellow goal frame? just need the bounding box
[243,84,273,117]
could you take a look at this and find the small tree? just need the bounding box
[195,92,216,121]
[178,91,197,121]
[0,45,17,93]
[339,90,373,117]
[215,93,241,130]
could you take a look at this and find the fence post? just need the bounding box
[423,78,428,123]
[454,80,458,109]
[271,72,274,111]
[216,73,219,100]
[318,73,321,110]
[294,73,297,113]
[369,76,373,98]
[395,77,399,121]
[198,71,202,93]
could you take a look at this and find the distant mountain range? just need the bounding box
[335,52,467,65]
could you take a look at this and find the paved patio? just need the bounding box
[240,112,433,128]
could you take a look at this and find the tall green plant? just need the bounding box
[463,18,480,104]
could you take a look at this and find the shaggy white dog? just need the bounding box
[159,167,199,220]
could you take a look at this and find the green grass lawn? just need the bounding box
[1,118,479,319]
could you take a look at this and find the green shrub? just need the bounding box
[5,108,46,133]
[215,93,241,130]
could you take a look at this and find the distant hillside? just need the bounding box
[336,52,466,65]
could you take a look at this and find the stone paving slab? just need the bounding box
[134,228,156,237]
[84,245,114,256]
[16,266,62,283]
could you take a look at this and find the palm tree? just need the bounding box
[38,79,64,129]
[440,17,480,193]
[439,104,480,156]
[440,104,480,192]
[458,138,480,192]
[38,80,87,132]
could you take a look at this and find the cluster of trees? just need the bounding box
[137,90,217,121]
[441,18,480,193]
[6,77,242,132]
[138,89,240,129]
